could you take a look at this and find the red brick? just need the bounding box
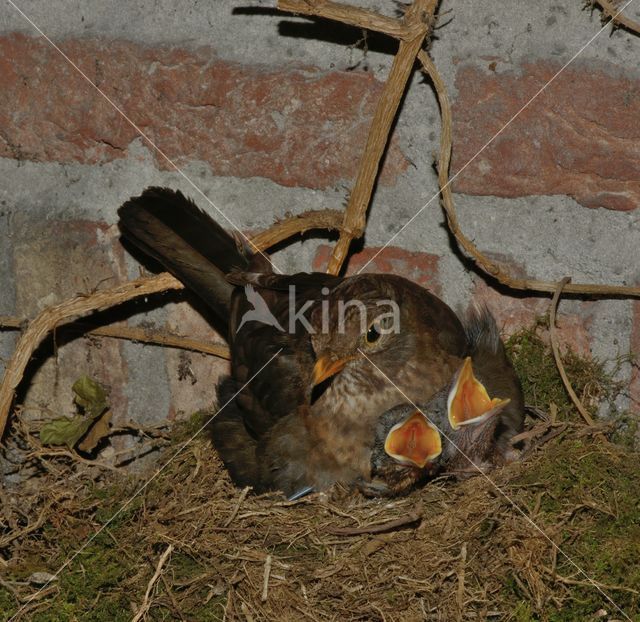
[0,34,407,189]
[452,61,640,211]
[472,280,594,356]
[165,301,229,420]
[12,220,129,425]
[312,244,441,294]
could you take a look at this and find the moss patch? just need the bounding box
[505,322,623,421]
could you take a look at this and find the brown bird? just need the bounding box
[118,187,468,498]
[364,308,524,496]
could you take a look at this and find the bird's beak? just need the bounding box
[312,355,352,386]
[447,357,511,430]
[384,411,442,469]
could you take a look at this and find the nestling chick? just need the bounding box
[361,356,511,496]
[362,308,524,496]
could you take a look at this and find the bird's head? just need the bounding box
[372,357,511,487]
[365,403,443,496]
[443,356,511,458]
[308,275,416,390]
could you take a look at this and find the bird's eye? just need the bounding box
[366,323,381,344]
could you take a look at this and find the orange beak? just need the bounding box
[447,357,511,430]
[312,355,353,386]
[384,411,442,468]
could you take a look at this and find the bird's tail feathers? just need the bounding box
[118,187,255,325]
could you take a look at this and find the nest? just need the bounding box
[2,405,639,621]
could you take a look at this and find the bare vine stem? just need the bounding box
[418,50,640,298]
[594,0,640,34]
[548,278,595,426]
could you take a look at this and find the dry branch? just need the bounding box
[131,544,174,622]
[84,325,230,359]
[277,0,422,40]
[417,50,640,298]
[0,273,181,439]
[0,316,230,360]
[323,0,436,274]
[325,511,422,535]
[249,208,344,249]
[594,0,640,34]
[261,554,272,602]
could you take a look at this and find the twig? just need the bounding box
[277,0,423,40]
[0,273,183,439]
[324,0,436,274]
[418,50,640,298]
[261,554,272,602]
[0,502,53,547]
[240,602,256,622]
[594,0,640,34]
[159,574,187,622]
[0,316,230,360]
[325,511,422,536]
[131,544,174,622]
[548,278,594,426]
[27,449,121,472]
[249,208,344,250]
[544,566,639,595]
[0,316,22,329]
[224,486,251,527]
[457,542,467,620]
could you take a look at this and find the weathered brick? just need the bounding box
[165,300,228,421]
[12,219,129,424]
[452,61,640,211]
[472,279,594,356]
[0,33,407,189]
[313,244,442,294]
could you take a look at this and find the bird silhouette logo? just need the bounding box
[236,284,285,333]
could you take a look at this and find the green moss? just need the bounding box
[170,409,212,443]
[511,600,537,622]
[0,587,18,622]
[43,534,133,621]
[501,439,640,619]
[185,596,227,622]
[505,323,621,421]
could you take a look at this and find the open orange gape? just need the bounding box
[447,357,511,430]
[383,411,442,469]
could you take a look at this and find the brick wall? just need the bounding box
[0,0,638,439]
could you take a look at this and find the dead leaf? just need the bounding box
[78,409,113,452]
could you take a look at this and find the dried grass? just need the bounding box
[2,404,639,621]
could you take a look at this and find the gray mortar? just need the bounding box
[0,210,17,377]
[0,1,638,423]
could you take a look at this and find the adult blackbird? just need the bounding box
[366,308,524,496]
[119,187,469,497]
